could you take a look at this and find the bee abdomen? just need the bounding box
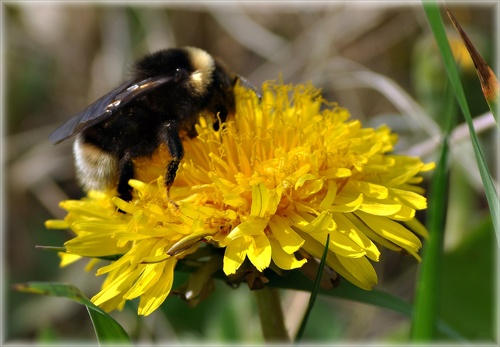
[73,135,119,192]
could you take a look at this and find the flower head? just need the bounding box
[46,81,434,316]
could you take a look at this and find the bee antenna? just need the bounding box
[236,74,261,100]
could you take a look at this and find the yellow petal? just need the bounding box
[300,231,366,259]
[227,219,268,239]
[319,167,352,178]
[269,215,304,254]
[65,234,128,258]
[404,218,430,239]
[45,219,70,229]
[84,258,101,272]
[97,238,159,275]
[348,180,389,199]
[421,162,436,171]
[251,183,269,218]
[345,213,402,252]
[319,181,338,210]
[58,252,81,267]
[247,233,272,272]
[293,211,333,234]
[223,236,251,275]
[301,236,376,290]
[331,193,363,213]
[336,255,378,290]
[124,263,164,299]
[333,213,380,261]
[389,205,415,221]
[138,259,177,316]
[356,211,422,255]
[390,188,428,210]
[92,267,143,307]
[388,162,423,186]
[295,173,317,189]
[359,200,402,216]
[269,237,307,270]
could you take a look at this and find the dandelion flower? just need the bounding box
[46,81,434,316]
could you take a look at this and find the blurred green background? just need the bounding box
[3,2,497,344]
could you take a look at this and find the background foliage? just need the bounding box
[3,1,497,344]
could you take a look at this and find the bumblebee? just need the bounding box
[50,47,237,202]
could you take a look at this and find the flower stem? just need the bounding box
[253,286,290,343]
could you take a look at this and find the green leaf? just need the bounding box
[174,250,464,341]
[265,269,464,340]
[422,0,499,246]
[438,216,495,340]
[13,282,131,344]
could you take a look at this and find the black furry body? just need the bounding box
[50,47,236,201]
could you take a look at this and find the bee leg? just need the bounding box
[166,163,180,208]
[117,153,134,202]
[158,121,184,206]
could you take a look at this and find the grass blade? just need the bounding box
[410,128,451,339]
[13,282,132,344]
[410,57,457,339]
[423,0,499,247]
[294,233,330,343]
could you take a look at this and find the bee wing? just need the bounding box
[48,75,177,144]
